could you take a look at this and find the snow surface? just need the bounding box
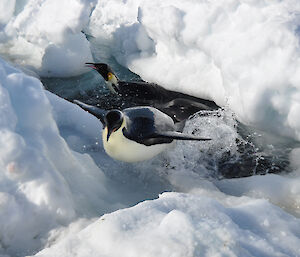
[0,58,122,256]
[0,0,95,77]
[34,193,300,257]
[0,0,300,256]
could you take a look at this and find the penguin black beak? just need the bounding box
[85,63,97,70]
[85,62,111,81]
[107,131,110,141]
[106,127,118,141]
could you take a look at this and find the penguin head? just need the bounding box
[85,63,119,82]
[86,63,119,94]
[104,109,124,141]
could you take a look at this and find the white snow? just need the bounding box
[0,0,15,25]
[0,0,95,77]
[34,192,300,257]
[0,0,300,257]
[0,57,120,256]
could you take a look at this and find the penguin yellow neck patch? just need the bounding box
[108,72,114,81]
[106,72,119,94]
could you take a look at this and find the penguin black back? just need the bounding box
[123,107,175,146]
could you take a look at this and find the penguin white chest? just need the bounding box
[102,126,171,162]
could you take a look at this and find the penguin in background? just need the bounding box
[73,100,211,163]
[85,62,218,122]
[85,62,171,103]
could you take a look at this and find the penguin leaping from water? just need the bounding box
[73,100,211,162]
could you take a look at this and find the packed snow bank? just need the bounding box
[33,192,300,257]
[0,0,94,77]
[88,0,300,141]
[0,58,114,256]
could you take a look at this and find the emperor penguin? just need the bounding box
[73,100,211,162]
[85,62,171,104]
[85,62,218,112]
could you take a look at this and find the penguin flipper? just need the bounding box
[73,100,106,125]
[153,131,211,141]
[122,128,174,146]
[123,128,211,146]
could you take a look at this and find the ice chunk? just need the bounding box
[0,0,95,77]
[0,57,111,256]
[32,192,300,257]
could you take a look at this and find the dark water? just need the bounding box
[42,59,135,108]
[42,59,295,179]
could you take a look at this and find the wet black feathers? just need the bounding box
[122,107,175,146]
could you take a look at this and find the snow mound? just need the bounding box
[0,0,95,77]
[33,192,300,257]
[0,58,112,256]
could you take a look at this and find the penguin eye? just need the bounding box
[107,72,113,80]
